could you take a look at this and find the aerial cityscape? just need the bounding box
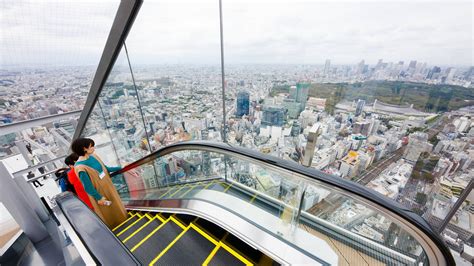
[1,58,473,261]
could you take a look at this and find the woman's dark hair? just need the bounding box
[64,153,79,166]
[71,138,95,156]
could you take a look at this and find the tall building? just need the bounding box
[339,151,360,178]
[291,121,301,137]
[236,91,250,117]
[282,99,302,119]
[427,66,441,79]
[289,85,297,100]
[353,121,371,136]
[262,106,286,126]
[201,129,211,176]
[355,99,365,116]
[296,83,310,108]
[302,124,320,167]
[404,132,433,163]
[324,59,331,75]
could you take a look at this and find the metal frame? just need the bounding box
[73,0,143,141]
[0,111,81,136]
[438,178,474,232]
[112,140,454,265]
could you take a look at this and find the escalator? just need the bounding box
[52,141,455,265]
[112,210,270,265]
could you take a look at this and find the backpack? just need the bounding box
[55,169,76,194]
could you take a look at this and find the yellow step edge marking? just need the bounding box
[202,243,221,266]
[123,215,157,243]
[130,218,171,252]
[149,226,190,266]
[170,216,186,230]
[179,183,198,198]
[167,184,189,198]
[223,183,233,193]
[191,222,220,242]
[249,193,258,203]
[112,214,136,232]
[171,215,187,227]
[155,214,166,223]
[189,223,219,245]
[222,240,256,265]
[158,186,174,199]
[220,241,254,266]
[203,180,217,190]
[116,215,148,237]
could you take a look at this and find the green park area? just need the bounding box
[271,81,474,114]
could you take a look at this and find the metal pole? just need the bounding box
[0,162,48,243]
[438,178,474,232]
[219,0,227,143]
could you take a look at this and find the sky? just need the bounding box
[1,0,472,68]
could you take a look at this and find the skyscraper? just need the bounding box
[426,66,441,79]
[262,106,286,126]
[296,83,310,107]
[324,59,331,75]
[201,129,211,176]
[236,91,250,117]
[355,99,365,117]
[302,124,320,167]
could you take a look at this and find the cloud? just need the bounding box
[0,0,472,67]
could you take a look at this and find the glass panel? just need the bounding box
[438,189,473,265]
[118,149,433,265]
[123,0,222,151]
[0,1,119,124]
[81,48,151,164]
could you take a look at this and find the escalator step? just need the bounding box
[174,214,196,226]
[132,220,184,265]
[224,233,262,263]
[225,186,253,202]
[180,184,207,198]
[112,215,139,233]
[208,182,228,192]
[154,227,216,265]
[118,215,151,241]
[208,247,247,266]
[179,184,205,198]
[160,186,181,199]
[123,218,163,249]
[194,218,227,240]
[160,212,173,219]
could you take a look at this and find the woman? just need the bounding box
[64,153,94,210]
[71,138,127,229]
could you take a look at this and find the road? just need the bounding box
[355,113,448,185]
[354,146,406,185]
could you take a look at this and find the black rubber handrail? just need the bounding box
[111,140,454,265]
[55,192,140,265]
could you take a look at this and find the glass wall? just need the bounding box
[77,1,472,262]
[123,0,223,152]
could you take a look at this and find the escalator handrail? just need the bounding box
[54,192,141,265]
[110,140,454,265]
